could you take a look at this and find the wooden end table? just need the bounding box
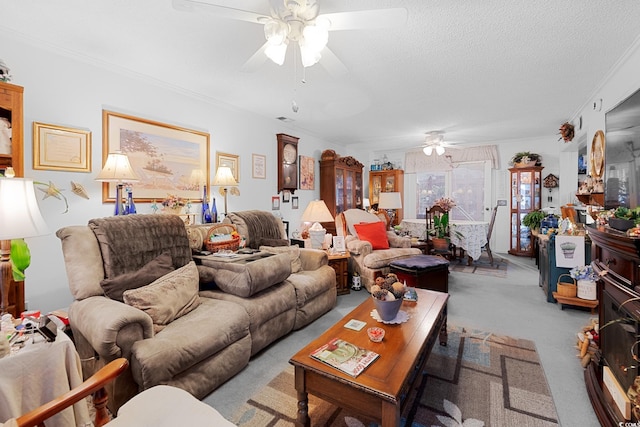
[289,289,448,426]
[327,252,350,295]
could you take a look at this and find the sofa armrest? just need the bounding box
[298,248,328,271]
[388,232,411,248]
[346,236,373,256]
[69,296,154,359]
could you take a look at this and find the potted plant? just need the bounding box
[428,197,463,250]
[608,206,640,231]
[509,152,542,167]
[522,210,546,233]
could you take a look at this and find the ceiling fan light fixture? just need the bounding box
[435,145,445,155]
[264,19,288,45]
[265,41,288,65]
[423,146,433,156]
[302,24,328,52]
[300,43,321,67]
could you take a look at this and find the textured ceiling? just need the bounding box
[2,0,640,151]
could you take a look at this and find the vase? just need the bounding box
[432,237,449,252]
[202,186,212,224]
[577,279,597,300]
[163,206,183,215]
[373,297,403,322]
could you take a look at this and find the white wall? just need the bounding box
[2,31,348,313]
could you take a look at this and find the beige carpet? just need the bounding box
[230,325,558,426]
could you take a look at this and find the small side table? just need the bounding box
[411,240,429,254]
[327,252,350,295]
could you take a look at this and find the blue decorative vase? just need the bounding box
[126,190,136,214]
[202,186,212,223]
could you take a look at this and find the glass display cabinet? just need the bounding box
[508,166,543,256]
[369,169,404,225]
[320,150,364,235]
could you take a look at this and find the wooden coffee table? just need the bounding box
[289,288,448,426]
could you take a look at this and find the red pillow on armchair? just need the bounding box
[353,221,390,250]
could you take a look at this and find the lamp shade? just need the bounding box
[0,178,49,240]
[212,166,238,186]
[95,152,139,182]
[378,192,402,210]
[301,200,334,223]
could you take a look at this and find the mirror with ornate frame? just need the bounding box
[604,87,640,209]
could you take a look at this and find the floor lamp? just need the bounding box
[0,177,49,314]
[95,152,139,215]
[213,166,238,217]
[378,192,402,229]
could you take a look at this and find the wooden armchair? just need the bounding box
[8,358,235,427]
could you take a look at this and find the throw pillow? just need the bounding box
[259,245,302,273]
[100,251,175,302]
[123,261,201,333]
[353,221,390,250]
[259,238,290,247]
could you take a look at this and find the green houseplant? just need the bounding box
[522,210,546,231]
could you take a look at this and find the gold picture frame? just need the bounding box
[33,122,91,172]
[102,110,209,203]
[216,151,240,183]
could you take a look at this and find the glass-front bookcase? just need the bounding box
[508,166,543,256]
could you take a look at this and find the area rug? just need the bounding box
[450,256,508,278]
[230,325,559,426]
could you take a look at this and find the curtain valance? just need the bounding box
[404,145,499,173]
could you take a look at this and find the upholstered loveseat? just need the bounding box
[335,209,421,292]
[56,213,336,413]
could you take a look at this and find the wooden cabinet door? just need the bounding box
[0,81,23,177]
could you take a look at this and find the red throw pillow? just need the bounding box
[353,221,390,250]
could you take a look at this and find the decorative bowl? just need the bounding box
[367,327,385,342]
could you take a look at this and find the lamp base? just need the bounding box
[309,229,326,250]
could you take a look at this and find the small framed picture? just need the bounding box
[292,196,299,209]
[252,153,266,179]
[272,196,280,210]
[332,236,346,253]
[282,190,291,203]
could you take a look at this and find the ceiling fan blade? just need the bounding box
[240,42,269,73]
[321,8,408,31]
[172,0,267,24]
[319,46,348,77]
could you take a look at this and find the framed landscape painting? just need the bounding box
[102,110,209,203]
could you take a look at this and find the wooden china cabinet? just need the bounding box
[0,81,23,177]
[319,150,364,235]
[508,166,543,257]
[0,81,25,318]
[369,169,404,226]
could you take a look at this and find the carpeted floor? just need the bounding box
[230,324,559,427]
[449,256,508,278]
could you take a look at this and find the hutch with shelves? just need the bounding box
[319,150,364,235]
[0,81,25,318]
[508,166,543,257]
[369,169,404,226]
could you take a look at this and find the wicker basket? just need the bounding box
[556,274,577,298]
[205,224,241,253]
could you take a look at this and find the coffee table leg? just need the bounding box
[296,391,310,427]
[381,401,400,427]
[294,366,310,427]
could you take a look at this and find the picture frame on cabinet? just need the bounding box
[272,196,280,210]
[292,196,299,209]
[102,110,209,203]
[299,155,315,190]
[33,122,91,172]
[252,153,266,179]
[216,151,240,183]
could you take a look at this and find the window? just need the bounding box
[416,162,487,220]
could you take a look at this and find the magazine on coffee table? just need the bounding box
[310,338,379,377]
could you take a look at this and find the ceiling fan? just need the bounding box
[172,0,408,75]
[421,131,462,156]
